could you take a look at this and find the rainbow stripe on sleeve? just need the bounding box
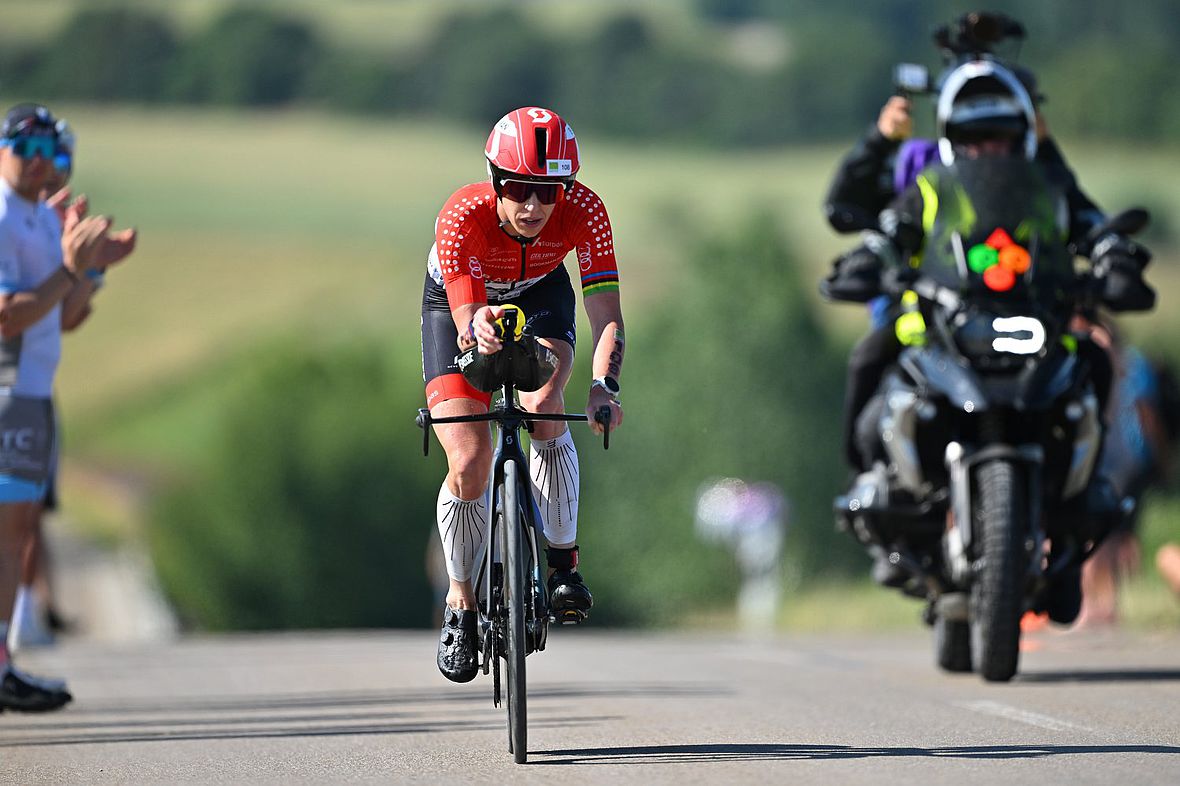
[581,269,619,296]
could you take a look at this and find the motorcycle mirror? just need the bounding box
[1110,207,1151,237]
[1089,207,1152,242]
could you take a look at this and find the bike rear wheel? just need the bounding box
[502,459,528,763]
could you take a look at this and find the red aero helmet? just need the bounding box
[485,107,580,180]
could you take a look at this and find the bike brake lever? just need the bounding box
[595,405,613,450]
[416,408,431,456]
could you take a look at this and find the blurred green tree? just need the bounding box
[148,341,441,630]
[168,8,321,105]
[33,8,179,101]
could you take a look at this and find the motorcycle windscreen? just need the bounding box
[914,158,1073,306]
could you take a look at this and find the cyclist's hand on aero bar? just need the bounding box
[463,305,506,355]
[587,384,622,436]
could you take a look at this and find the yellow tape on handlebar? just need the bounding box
[495,304,525,341]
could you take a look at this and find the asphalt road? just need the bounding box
[3,626,1180,784]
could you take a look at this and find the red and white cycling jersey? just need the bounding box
[427,181,620,309]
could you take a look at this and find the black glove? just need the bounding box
[1097,256,1156,312]
[820,247,883,303]
[1092,234,1155,312]
[878,208,923,256]
[1092,232,1151,269]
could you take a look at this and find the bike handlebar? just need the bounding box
[594,405,612,450]
[415,404,614,456]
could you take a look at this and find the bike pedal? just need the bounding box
[553,609,587,625]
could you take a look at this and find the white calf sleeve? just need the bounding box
[436,483,488,582]
[530,428,580,547]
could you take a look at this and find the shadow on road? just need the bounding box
[7,681,721,717]
[1017,669,1180,684]
[0,713,620,748]
[534,743,1180,765]
[0,681,718,748]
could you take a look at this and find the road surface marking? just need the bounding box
[955,700,1096,733]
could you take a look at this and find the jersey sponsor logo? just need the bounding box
[467,256,483,280]
[0,428,35,452]
[578,246,593,272]
[485,274,546,300]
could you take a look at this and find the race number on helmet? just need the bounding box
[485,107,580,180]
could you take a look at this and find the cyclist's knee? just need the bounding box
[521,390,567,440]
[525,389,564,414]
[446,446,492,498]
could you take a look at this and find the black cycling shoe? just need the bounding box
[548,569,593,624]
[0,665,72,713]
[436,607,479,683]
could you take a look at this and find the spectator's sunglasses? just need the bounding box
[2,135,57,161]
[494,177,566,205]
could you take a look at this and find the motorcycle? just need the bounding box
[827,157,1149,682]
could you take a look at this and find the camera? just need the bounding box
[893,63,932,96]
[892,13,1030,100]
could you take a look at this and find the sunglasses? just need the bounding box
[495,178,565,205]
[2,135,57,161]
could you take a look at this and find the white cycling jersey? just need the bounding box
[0,179,63,398]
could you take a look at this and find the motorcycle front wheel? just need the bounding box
[970,459,1027,682]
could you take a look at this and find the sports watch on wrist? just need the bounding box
[591,375,621,398]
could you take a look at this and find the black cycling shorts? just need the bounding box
[421,266,576,407]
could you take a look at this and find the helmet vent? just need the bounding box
[534,127,548,171]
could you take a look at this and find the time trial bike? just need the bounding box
[416,307,612,763]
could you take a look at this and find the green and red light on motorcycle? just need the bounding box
[968,228,1031,292]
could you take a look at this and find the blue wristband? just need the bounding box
[85,268,105,288]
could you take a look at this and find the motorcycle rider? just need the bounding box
[824,12,1107,331]
[822,60,1155,619]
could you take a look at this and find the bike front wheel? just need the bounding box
[502,458,529,763]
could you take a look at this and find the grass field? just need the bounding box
[3,103,1175,629]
